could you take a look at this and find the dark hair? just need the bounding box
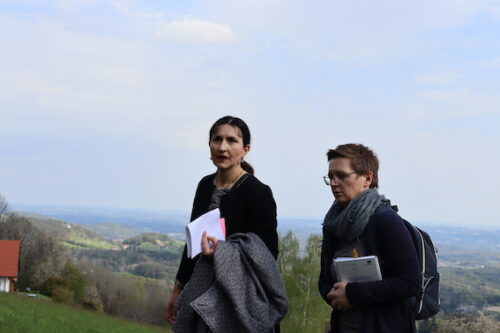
[209,116,254,175]
[326,143,379,188]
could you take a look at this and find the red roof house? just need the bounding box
[0,240,21,293]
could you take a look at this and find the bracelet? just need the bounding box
[174,280,185,290]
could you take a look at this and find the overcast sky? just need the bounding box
[1,0,499,227]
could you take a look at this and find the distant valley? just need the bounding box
[13,203,500,255]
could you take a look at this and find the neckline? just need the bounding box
[212,172,249,191]
[214,168,246,190]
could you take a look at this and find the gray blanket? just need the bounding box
[173,232,289,333]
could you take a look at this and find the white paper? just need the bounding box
[185,208,226,258]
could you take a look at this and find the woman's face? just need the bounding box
[209,124,250,171]
[327,157,372,204]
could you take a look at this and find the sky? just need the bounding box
[1,0,500,227]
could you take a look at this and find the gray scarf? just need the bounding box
[323,189,385,244]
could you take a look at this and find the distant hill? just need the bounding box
[421,225,500,252]
[12,204,189,234]
[12,203,500,255]
[81,222,144,240]
[124,232,183,248]
[18,212,118,250]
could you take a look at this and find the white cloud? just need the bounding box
[156,18,237,44]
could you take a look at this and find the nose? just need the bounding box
[219,139,228,151]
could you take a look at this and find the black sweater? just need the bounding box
[176,173,279,284]
[318,205,421,333]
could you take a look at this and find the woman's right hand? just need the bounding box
[165,284,181,325]
[201,231,218,257]
[327,281,353,312]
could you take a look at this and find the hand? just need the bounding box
[165,284,181,325]
[201,231,218,257]
[326,281,352,311]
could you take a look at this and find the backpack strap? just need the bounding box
[365,203,392,250]
[364,202,399,272]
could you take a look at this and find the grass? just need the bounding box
[0,292,172,333]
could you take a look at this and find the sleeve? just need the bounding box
[345,210,422,305]
[318,239,335,305]
[175,245,195,285]
[174,178,206,284]
[247,184,279,259]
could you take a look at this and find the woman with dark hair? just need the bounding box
[165,116,287,332]
[318,143,421,333]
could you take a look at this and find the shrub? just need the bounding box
[39,276,69,297]
[52,287,74,304]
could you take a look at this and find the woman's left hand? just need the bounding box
[327,281,353,311]
[201,231,218,257]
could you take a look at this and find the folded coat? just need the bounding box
[173,232,288,333]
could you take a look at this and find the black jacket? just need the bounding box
[176,173,279,284]
[318,205,421,333]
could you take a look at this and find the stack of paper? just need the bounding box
[185,208,226,258]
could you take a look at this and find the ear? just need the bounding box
[244,144,251,155]
[364,171,373,188]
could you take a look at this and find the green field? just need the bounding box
[0,292,172,333]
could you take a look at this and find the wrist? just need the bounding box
[174,279,185,291]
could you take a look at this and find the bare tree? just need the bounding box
[0,194,8,217]
[0,203,67,290]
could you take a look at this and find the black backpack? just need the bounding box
[369,202,440,320]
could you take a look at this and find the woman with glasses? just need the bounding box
[165,116,288,332]
[318,143,421,333]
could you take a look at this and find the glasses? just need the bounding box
[323,172,357,185]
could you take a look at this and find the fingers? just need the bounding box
[201,231,208,252]
[328,289,339,310]
[330,299,347,312]
[201,231,218,256]
[165,302,177,325]
[165,285,181,325]
[333,281,347,290]
[207,235,218,247]
[327,289,335,301]
[327,283,350,311]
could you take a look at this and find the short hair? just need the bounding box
[326,143,379,188]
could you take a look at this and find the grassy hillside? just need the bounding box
[0,292,171,333]
[81,222,143,240]
[124,232,183,248]
[18,212,118,249]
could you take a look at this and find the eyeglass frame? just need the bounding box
[323,172,357,185]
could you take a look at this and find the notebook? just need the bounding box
[333,255,382,283]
